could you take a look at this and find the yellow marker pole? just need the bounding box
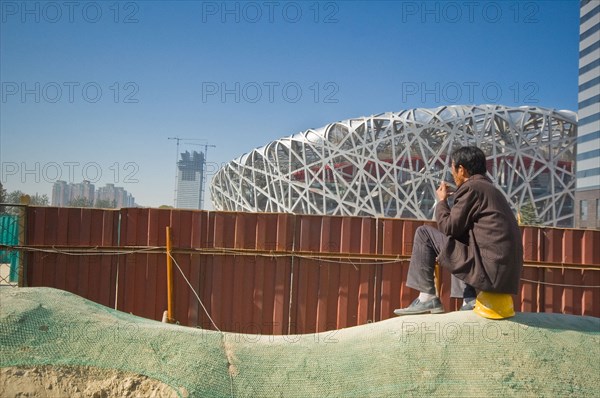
[166,226,175,323]
[434,263,441,297]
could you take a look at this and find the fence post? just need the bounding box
[17,196,30,287]
[164,226,176,323]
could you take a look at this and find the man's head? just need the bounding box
[450,146,487,187]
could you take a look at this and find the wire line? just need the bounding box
[520,278,600,288]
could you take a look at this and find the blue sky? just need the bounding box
[0,0,580,208]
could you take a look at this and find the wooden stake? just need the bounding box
[166,226,175,323]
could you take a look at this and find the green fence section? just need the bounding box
[0,214,20,283]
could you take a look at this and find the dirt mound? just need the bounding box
[1,287,599,397]
[1,366,182,397]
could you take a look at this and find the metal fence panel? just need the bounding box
[23,207,600,335]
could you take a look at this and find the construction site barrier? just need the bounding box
[11,206,600,334]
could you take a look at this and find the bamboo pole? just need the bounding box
[165,226,175,323]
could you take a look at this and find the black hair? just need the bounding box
[451,146,487,176]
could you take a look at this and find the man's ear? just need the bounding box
[460,166,471,178]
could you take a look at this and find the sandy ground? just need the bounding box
[0,366,184,398]
[0,264,17,287]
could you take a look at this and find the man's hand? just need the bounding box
[436,181,449,202]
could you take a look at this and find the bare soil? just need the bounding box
[0,366,185,398]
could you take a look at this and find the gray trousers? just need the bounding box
[406,225,476,298]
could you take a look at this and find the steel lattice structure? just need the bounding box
[211,105,577,226]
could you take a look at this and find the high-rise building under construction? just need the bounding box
[176,150,205,209]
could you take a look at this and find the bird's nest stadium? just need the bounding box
[211,105,576,227]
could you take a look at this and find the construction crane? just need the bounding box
[199,143,216,210]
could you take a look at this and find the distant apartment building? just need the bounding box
[51,180,69,206]
[575,0,600,229]
[96,183,135,208]
[51,181,135,208]
[176,150,205,209]
[69,180,95,205]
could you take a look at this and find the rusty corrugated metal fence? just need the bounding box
[22,207,600,334]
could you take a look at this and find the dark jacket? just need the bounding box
[435,174,523,294]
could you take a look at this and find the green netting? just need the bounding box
[1,287,599,397]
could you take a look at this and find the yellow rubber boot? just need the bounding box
[473,291,515,319]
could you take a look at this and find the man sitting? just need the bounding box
[394,146,523,315]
